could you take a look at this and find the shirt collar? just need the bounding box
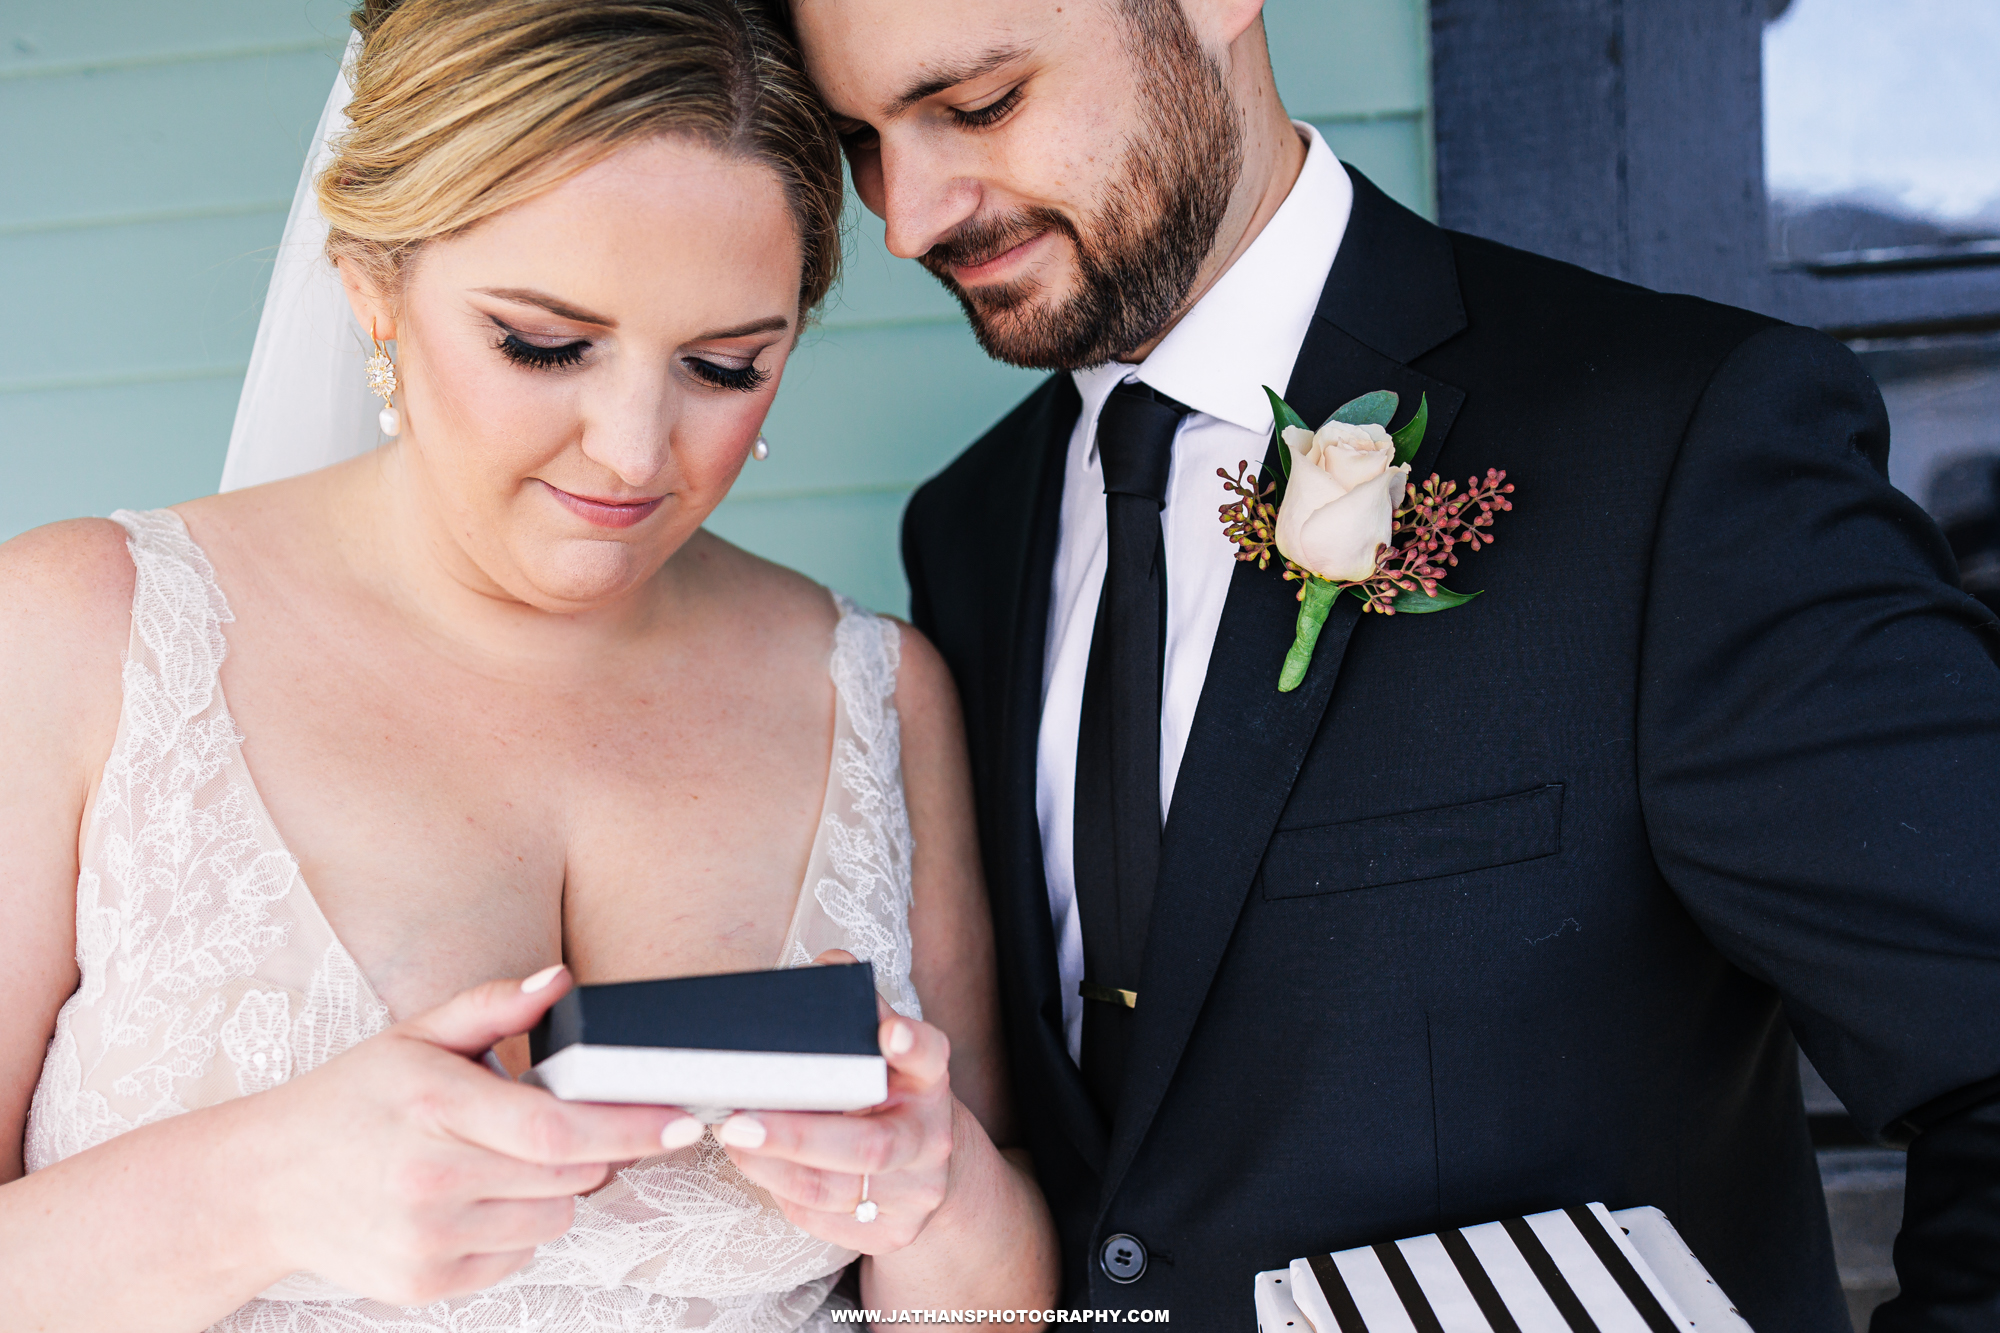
[1072,122,1353,448]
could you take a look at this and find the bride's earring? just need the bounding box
[752,433,770,461]
[365,319,402,438]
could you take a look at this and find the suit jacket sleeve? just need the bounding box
[1636,323,2000,1324]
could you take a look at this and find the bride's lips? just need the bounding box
[948,228,1053,286]
[540,480,665,529]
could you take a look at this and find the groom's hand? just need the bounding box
[715,950,957,1254]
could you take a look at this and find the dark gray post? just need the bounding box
[1431,0,1766,311]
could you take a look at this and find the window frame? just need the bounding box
[1428,0,2000,337]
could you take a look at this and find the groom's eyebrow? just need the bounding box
[888,44,1030,115]
[476,287,617,326]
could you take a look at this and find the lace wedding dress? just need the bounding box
[23,509,922,1333]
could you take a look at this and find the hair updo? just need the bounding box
[320,0,842,311]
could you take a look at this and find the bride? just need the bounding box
[0,0,1056,1328]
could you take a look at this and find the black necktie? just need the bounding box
[1074,380,1191,1123]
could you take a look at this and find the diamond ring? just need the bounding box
[854,1174,878,1224]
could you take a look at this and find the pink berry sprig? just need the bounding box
[1352,468,1515,614]
[1217,461,1283,571]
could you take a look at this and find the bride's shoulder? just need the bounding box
[0,518,136,767]
[0,517,137,635]
[883,619,961,758]
[685,527,843,637]
[682,529,955,708]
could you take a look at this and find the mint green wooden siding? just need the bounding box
[2,0,1432,612]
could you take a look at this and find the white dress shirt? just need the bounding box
[1037,124,1354,1062]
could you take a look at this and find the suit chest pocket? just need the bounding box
[1260,783,1565,900]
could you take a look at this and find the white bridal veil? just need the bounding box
[220,34,378,493]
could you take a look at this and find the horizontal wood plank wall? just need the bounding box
[0,0,352,544]
[1,0,1433,613]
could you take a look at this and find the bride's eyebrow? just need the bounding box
[697,316,792,340]
[475,287,616,327]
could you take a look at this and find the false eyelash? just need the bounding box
[952,85,1024,129]
[685,359,771,393]
[498,331,588,370]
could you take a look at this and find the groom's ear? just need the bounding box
[335,257,399,343]
[1182,0,1269,51]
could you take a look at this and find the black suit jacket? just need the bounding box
[902,169,2000,1331]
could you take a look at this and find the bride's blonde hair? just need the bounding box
[319,0,842,309]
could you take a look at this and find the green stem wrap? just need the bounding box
[1278,579,1340,692]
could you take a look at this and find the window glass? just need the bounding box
[1764,0,2000,272]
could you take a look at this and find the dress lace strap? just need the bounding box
[109,508,234,723]
[829,593,901,744]
[780,596,921,1019]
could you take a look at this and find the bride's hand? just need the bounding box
[715,958,957,1255]
[247,967,695,1306]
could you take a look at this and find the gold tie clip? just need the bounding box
[1079,980,1138,1009]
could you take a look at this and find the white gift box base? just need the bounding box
[522,1044,887,1113]
[1255,1204,1753,1333]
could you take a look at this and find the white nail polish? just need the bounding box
[521,964,564,994]
[717,1115,766,1149]
[660,1118,703,1151]
[887,1022,915,1056]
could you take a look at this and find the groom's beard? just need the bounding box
[917,27,1243,371]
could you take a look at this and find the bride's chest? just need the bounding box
[215,627,836,1018]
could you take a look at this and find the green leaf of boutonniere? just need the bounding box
[1331,390,1398,428]
[1390,393,1429,468]
[1262,385,1306,480]
[1391,585,1480,614]
[1264,385,1310,434]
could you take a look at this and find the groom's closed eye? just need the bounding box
[948,84,1025,130]
[832,40,1034,156]
[886,43,1030,116]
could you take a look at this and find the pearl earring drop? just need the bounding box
[752,433,770,461]
[365,319,402,438]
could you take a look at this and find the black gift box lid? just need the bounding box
[528,961,881,1064]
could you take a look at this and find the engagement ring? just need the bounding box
[854,1174,877,1224]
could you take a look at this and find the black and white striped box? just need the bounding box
[1255,1203,1753,1332]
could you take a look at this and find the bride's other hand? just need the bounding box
[716,991,956,1254]
[252,966,695,1305]
[714,634,1057,1320]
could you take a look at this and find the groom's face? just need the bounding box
[793,0,1242,370]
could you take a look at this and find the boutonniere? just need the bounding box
[1218,387,1515,692]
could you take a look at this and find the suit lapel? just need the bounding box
[1097,170,1471,1204]
[985,378,1111,1173]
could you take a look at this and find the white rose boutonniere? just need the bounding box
[1274,418,1411,583]
[1219,387,1516,691]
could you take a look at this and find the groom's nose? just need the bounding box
[870,134,986,261]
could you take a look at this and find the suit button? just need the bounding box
[1099,1233,1147,1284]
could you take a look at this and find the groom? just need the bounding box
[786,0,2000,1326]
